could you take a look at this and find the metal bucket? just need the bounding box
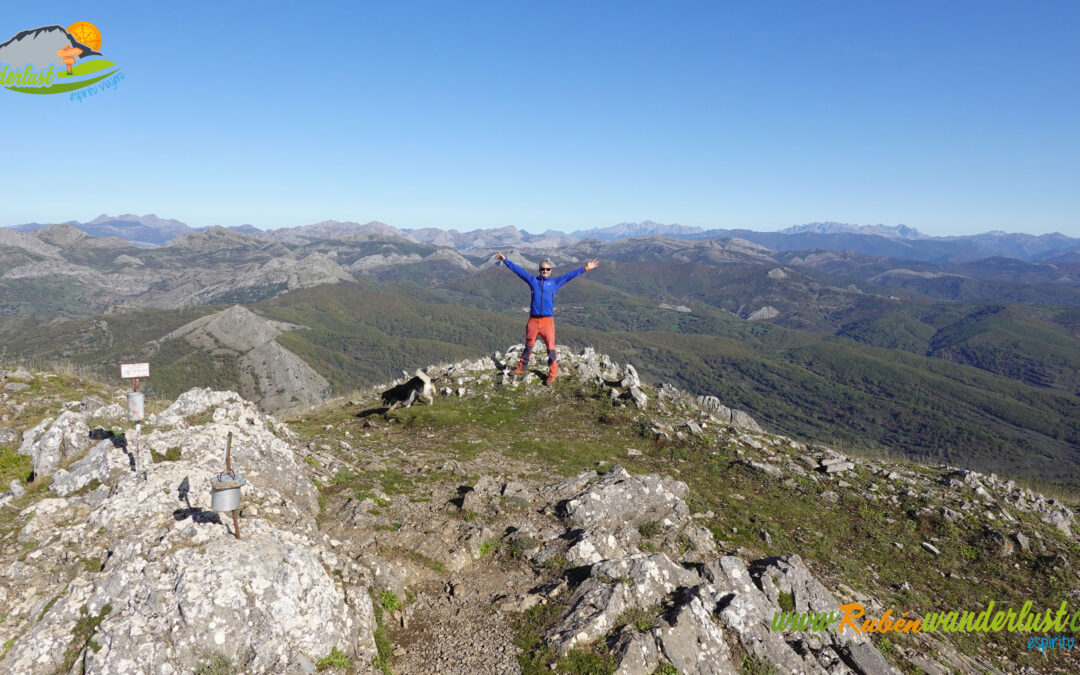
[210,472,246,512]
[127,392,144,421]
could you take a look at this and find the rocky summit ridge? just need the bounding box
[0,348,1078,674]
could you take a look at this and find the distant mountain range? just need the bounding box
[779,221,928,239]
[6,215,1080,262]
[2,219,1079,485]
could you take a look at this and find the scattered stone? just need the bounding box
[821,461,855,474]
[941,507,963,523]
[1013,532,1031,552]
[987,530,1014,557]
[921,541,941,555]
[5,368,33,382]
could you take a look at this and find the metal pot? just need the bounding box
[210,472,246,512]
[127,392,144,421]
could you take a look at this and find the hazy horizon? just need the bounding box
[3,213,1077,240]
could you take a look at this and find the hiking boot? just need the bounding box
[510,359,527,376]
[545,362,558,385]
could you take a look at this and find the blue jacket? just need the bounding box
[503,258,587,317]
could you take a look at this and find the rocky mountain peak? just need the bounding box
[163,225,265,251]
[33,223,86,247]
[1,348,1078,672]
[157,306,330,412]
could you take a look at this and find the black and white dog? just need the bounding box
[381,369,435,411]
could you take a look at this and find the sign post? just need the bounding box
[120,362,150,422]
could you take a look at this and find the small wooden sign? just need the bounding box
[120,362,150,379]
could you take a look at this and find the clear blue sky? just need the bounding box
[2,1,1077,236]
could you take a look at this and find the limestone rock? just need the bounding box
[5,367,34,382]
[50,438,134,497]
[1013,531,1031,552]
[695,396,763,432]
[19,411,91,477]
[562,465,688,537]
[547,553,701,653]
[0,389,375,675]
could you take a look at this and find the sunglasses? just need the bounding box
[539,267,552,272]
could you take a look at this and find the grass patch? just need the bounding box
[0,447,33,487]
[513,601,567,674]
[612,606,660,633]
[194,654,235,675]
[59,603,112,674]
[316,646,349,671]
[183,410,216,427]
[542,553,569,577]
[740,653,778,675]
[371,602,394,675]
[150,446,182,463]
[638,520,661,539]
[558,644,617,675]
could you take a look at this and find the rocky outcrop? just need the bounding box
[481,465,900,674]
[694,395,762,432]
[553,465,715,566]
[0,389,376,675]
[18,411,91,477]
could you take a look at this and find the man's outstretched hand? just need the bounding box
[585,258,600,271]
[494,252,506,262]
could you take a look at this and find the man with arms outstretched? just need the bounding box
[492,252,600,384]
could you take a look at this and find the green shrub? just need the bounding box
[480,538,503,557]
[513,601,566,674]
[379,589,401,612]
[638,520,661,538]
[777,591,795,613]
[740,654,779,675]
[543,553,569,576]
[316,646,349,671]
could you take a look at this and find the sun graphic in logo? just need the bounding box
[67,21,101,51]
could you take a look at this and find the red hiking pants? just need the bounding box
[522,316,558,374]
[525,316,555,352]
